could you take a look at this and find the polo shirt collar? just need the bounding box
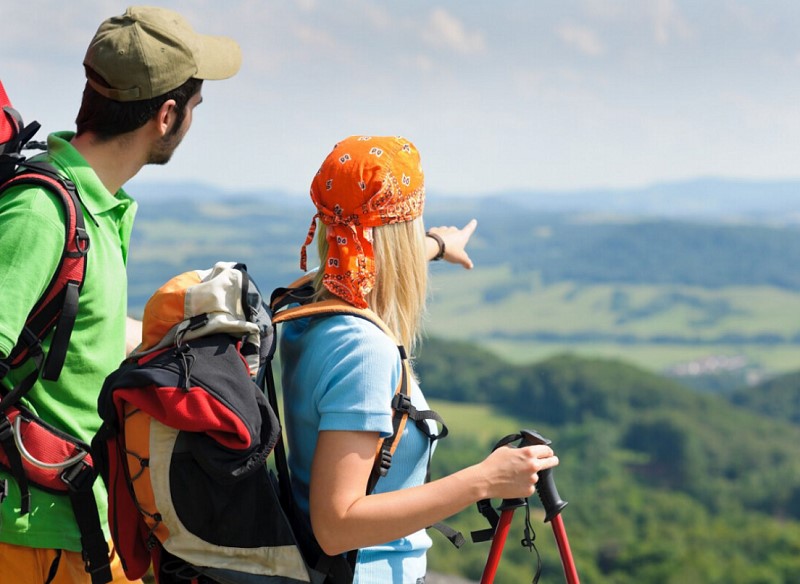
[46,131,136,215]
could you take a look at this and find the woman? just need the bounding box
[280,135,559,583]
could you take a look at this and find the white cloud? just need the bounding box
[352,0,392,29]
[422,8,486,55]
[291,24,342,52]
[292,0,317,12]
[557,23,605,56]
[653,0,691,45]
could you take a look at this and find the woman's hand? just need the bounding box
[427,219,478,269]
[475,444,560,501]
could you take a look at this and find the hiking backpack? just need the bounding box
[94,262,334,584]
[93,263,453,584]
[0,81,110,583]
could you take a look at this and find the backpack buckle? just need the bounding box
[391,393,412,413]
[377,448,393,478]
[60,459,94,492]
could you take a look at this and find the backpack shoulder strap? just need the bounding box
[0,162,90,395]
[272,298,416,495]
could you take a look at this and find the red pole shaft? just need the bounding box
[551,514,580,584]
[480,509,515,584]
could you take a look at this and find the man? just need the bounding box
[0,7,241,583]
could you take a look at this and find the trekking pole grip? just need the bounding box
[519,429,568,522]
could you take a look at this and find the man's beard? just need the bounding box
[147,130,184,165]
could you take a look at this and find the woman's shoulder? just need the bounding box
[306,313,397,354]
[301,314,403,399]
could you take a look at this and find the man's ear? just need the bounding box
[154,99,178,137]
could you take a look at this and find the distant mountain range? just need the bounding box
[128,176,800,222]
[490,178,800,221]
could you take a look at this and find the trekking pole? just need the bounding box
[478,429,579,584]
[479,495,526,584]
[523,429,580,584]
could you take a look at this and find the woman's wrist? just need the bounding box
[426,231,446,261]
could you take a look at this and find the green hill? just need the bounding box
[416,340,800,583]
[728,370,800,425]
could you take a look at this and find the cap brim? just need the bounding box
[193,34,242,80]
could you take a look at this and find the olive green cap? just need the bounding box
[83,5,241,102]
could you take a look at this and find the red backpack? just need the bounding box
[0,80,110,584]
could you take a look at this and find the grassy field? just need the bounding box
[425,265,800,376]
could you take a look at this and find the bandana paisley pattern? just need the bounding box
[301,135,425,308]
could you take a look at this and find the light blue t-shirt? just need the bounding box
[280,313,435,584]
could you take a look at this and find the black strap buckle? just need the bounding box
[391,392,412,412]
[60,458,94,492]
[377,449,393,478]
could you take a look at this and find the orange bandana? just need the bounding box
[301,135,425,308]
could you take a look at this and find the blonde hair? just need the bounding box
[313,218,428,352]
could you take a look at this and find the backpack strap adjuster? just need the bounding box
[390,392,412,413]
[376,448,393,478]
[60,458,94,492]
[68,227,90,258]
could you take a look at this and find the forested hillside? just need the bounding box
[417,339,800,583]
[425,199,800,290]
[127,194,800,306]
[728,370,800,425]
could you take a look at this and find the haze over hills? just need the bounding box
[128,176,800,222]
[489,177,800,221]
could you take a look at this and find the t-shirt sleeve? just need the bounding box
[0,185,66,357]
[312,316,402,438]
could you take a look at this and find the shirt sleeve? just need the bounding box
[0,185,66,357]
[311,315,402,438]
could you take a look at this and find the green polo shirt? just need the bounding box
[0,131,137,550]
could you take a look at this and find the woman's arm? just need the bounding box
[309,428,558,556]
[426,219,478,269]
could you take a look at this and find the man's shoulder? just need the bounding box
[0,177,69,223]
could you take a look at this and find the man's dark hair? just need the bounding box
[75,72,203,140]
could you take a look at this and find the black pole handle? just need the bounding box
[519,429,568,522]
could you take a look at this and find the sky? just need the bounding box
[2,0,799,197]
